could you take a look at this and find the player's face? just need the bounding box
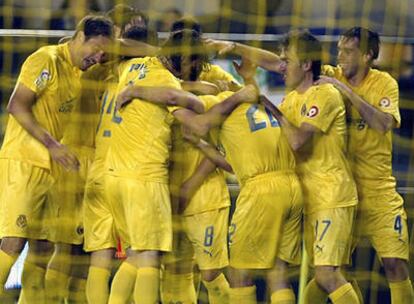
[77,34,112,71]
[337,37,365,79]
[280,46,305,90]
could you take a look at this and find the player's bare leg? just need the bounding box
[0,237,26,299]
[267,258,295,304]
[314,266,359,304]
[19,239,53,304]
[45,243,71,303]
[227,267,256,304]
[383,258,414,304]
[129,250,162,304]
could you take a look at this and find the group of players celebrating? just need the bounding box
[0,4,412,304]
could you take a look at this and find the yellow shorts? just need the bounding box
[354,192,409,260]
[182,207,229,270]
[229,171,303,269]
[105,175,172,252]
[47,147,94,245]
[304,206,356,267]
[83,173,119,252]
[0,159,54,239]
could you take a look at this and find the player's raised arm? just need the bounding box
[116,86,205,114]
[317,75,395,133]
[7,84,79,170]
[205,38,283,73]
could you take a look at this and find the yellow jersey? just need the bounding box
[105,57,181,183]
[323,65,401,198]
[169,92,233,215]
[199,64,242,89]
[61,63,111,149]
[219,102,295,187]
[0,43,81,170]
[279,83,357,214]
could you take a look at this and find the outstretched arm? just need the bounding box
[205,38,283,73]
[317,76,395,133]
[174,84,258,137]
[116,85,205,114]
[104,39,160,58]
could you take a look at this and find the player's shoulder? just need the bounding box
[26,44,59,64]
[312,83,341,99]
[367,68,398,87]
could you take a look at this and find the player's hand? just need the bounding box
[315,75,338,86]
[181,81,220,95]
[204,38,236,56]
[233,58,257,81]
[115,86,133,111]
[181,125,201,145]
[237,84,258,103]
[48,142,80,171]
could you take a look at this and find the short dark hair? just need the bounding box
[122,26,158,46]
[170,17,202,35]
[161,29,209,81]
[341,27,380,61]
[106,4,148,31]
[282,29,322,80]
[75,15,114,40]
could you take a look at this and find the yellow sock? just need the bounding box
[19,261,46,304]
[108,262,137,304]
[67,277,87,303]
[303,278,328,304]
[45,268,70,303]
[161,271,197,304]
[86,266,111,304]
[329,283,359,304]
[389,279,414,304]
[0,250,17,296]
[270,288,295,304]
[229,285,256,304]
[134,267,160,304]
[203,273,230,304]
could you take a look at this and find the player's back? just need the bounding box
[219,102,296,186]
[106,56,181,183]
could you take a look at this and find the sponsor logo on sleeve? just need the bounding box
[34,69,51,89]
[306,106,319,118]
[379,97,391,108]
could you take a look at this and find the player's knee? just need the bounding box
[383,258,409,281]
[227,267,253,288]
[128,250,161,268]
[314,266,346,293]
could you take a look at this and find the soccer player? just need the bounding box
[318,27,414,304]
[169,55,302,304]
[101,29,209,304]
[44,7,153,304]
[117,83,256,304]
[0,15,113,303]
[259,30,360,304]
